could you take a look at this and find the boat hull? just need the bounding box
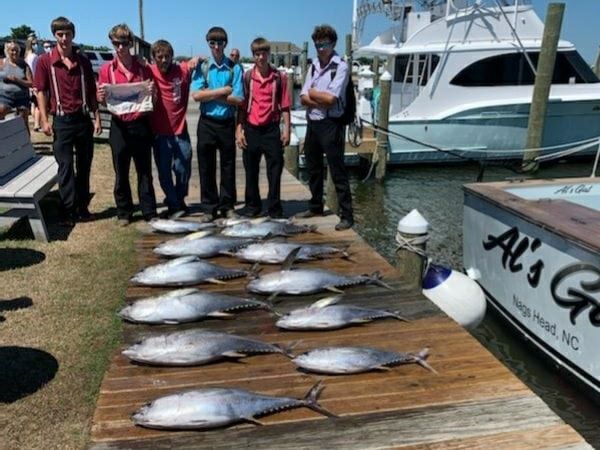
[463,179,600,397]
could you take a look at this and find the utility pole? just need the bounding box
[138,0,145,40]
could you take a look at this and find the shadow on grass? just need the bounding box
[0,346,59,403]
[0,248,45,271]
[0,297,33,312]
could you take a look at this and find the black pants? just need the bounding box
[243,123,283,216]
[52,113,94,215]
[196,116,236,215]
[109,117,157,220]
[304,118,353,221]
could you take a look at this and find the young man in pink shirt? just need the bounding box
[236,37,290,218]
[148,40,196,219]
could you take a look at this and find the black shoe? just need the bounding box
[59,213,77,227]
[268,210,284,219]
[335,219,354,231]
[143,213,158,222]
[295,209,323,219]
[78,208,94,222]
[169,209,186,220]
[237,207,261,218]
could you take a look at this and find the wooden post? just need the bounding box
[284,144,299,179]
[375,71,392,180]
[373,56,380,87]
[523,3,565,172]
[345,34,353,64]
[595,46,600,77]
[394,210,429,290]
[301,41,308,82]
[326,168,339,215]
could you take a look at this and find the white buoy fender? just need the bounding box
[422,264,486,329]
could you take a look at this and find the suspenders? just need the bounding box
[50,58,88,116]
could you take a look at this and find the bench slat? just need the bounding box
[0,121,35,177]
[0,156,57,199]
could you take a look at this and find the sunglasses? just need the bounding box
[315,41,334,50]
[112,40,131,48]
[208,40,226,48]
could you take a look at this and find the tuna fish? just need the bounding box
[292,347,436,374]
[224,242,350,264]
[154,231,254,258]
[247,248,392,296]
[132,381,336,430]
[130,256,248,287]
[221,220,317,239]
[122,330,293,366]
[118,288,271,324]
[276,296,408,330]
[150,219,216,234]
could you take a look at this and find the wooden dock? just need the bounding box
[89,158,591,449]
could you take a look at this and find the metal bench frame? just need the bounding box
[0,118,58,242]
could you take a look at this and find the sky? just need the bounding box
[2,0,599,63]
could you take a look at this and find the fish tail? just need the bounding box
[248,263,262,279]
[414,348,438,374]
[369,271,394,290]
[303,380,338,418]
[392,310,411,322]
[276,340,301,358]
[308,225,320,234]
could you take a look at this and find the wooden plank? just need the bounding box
[0,118,34,177]
[0,156,57,198]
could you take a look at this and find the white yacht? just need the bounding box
[292,0,600,164]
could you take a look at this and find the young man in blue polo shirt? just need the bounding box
[191,27,244,218]
[298,24,354,231]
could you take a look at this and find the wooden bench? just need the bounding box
[0,117,58,242]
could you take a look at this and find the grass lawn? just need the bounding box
[0,137,141,449]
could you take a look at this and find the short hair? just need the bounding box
[250,38,270,54]
[151,39,173,58]
[109,24,134,43]
[206,27,227,43]
[51,17,76,37]
[311,24,337,44]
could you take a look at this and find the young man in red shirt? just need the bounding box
[148,40,197,219]
[97,23,157,226]
[34,17,101,225]
[236,37,290,218]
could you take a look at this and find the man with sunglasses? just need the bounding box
[34,16,101,226]
[236,37,290,218]
[191,27,243,219]
[298,24,354,231]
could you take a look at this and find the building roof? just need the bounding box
[269,41,302,54]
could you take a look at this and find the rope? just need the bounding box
[394,230,429,258]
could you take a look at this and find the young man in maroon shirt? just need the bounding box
[34,17,101,225]
[236,37,290,218]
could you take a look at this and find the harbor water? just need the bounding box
[320,160,600,445]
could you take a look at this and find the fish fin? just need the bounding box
[374,365,393,372]
[163,288,199,298]
[244,416,266,426]
[219,250,235,257]
[206,278,226,285]
[413,348,438,374]
[392,310,411,322]
[184,230,214,240]
[163,319,182,325]
[166,256,198,266]
[209,311,234,318]
[308,224,320,234]
[325,286,344,294]
[369,271,394,290]
[310,295,343,309]
[222,351,247,358]
[274,340,301,358]
[303,380,338,418]
[251,217,269,224]
[267,292,282,304]
[281,247,302,271]
[247,263,262,279]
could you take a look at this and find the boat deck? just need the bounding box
[89,163,591,449]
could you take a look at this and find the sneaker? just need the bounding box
[335,219,354,231]
[116,217,130,227]
[295,209,323,219]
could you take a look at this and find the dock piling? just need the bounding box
[373,56,380,87]
[523,2,565,172]
[394,210,429,289]
[375,71,392,180]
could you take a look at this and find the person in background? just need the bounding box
[236,37,290,218]
[229,48,240,65]
[149,40,198,219]
[24,35,41,132]
[42,41,53,54]
[191,26,243,219]
[298,24,354,231]
[34,17,101,225]
[97,23,157,226]
[0,40,33,131]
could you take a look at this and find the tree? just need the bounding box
[10,25,35,39]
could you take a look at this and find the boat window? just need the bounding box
[84,51,98,60]
[394,54,440,86]
[451,51,599,86]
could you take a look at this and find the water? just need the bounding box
[346,161,600,446]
